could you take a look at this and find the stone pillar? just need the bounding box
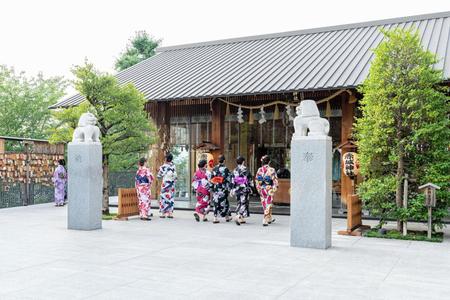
[290,100,332,249]
[68,143,103,230]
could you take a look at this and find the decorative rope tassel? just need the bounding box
[249,109,254,125]
[325,101,332,118]
[273,104,280,120]
[259,107,267,124]
[237,106,244,124]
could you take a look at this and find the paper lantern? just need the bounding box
[343,152,359,178]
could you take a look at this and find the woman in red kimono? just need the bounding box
[192,159,212,222]
[135,158,154,221]
[255,155,279,226]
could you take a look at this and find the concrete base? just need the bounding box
[290,136,332,249]
[67,142,103,230]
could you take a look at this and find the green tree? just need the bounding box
[115,31,160,71]
[355,28,450,230]
[0,65,66,139]
[51,62,155,213]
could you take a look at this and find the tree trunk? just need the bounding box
[395,142,404,231]
[102,154,110,215]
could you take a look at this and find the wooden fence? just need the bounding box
[117,188,139,219]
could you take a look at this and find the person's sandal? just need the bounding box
[140,217,151,221]
[213,219,219,224]
[159,215,166,218]
[268,219,276,224]
[167,215,173,219]
[193,213,200,222]
[203,218,208,222]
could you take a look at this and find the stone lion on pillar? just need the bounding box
[72,112,101,144]
[293,100,329,139]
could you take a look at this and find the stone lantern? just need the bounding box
[419,183,441,239]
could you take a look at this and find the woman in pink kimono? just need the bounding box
[192,159,212,222]
[52,159,67,207]
[135,158,154,221]
[255,155,279,226]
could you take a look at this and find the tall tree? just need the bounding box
[0,65,66,139]
[51,62,155,214]
[115,31,160,71]
[355,28,449,230]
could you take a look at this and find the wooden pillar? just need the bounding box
[340,93,355,206]
[211,100,225,163]
[0,138,4,154]
[150,101,171,199]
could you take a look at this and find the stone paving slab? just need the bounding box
[0,204,449,299]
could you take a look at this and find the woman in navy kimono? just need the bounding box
[231,156,253,226]
[157,153,177,218]
[211,154,231,223]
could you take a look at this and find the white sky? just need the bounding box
[1,0,449,95]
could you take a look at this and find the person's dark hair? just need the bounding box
[261,155,270,165]
[58,159,66,166]
[236,156,245,165]
[218,154,225,164]
[138,157,146,166]
[198,159,207,168]
[166,153,173,162]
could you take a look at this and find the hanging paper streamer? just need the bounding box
[259,107,266,124]
[325,101,332,118]
[249,109,254,125]
[274,104,280,120]
[237,106,244,124]
[286,105,294,121]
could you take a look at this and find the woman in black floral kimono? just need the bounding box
[210,154,232,223]
[231,156,253,226]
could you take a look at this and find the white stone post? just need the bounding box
[68,113,103,230]
[290,100,332,249]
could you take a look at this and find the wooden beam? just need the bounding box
[340,92,356,207]
[150,101,171,200]
[210,100,225,163]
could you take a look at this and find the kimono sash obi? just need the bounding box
[211,176,224,184]
[234,176,248,185]
[196,186,209,195]
[257,175,273,186]
[136,174,150,184]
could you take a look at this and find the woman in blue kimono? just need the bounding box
[157,153,177,218]
[231,156,253,226]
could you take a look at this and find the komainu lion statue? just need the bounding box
[293,100,329,139]
[72,112,101,143]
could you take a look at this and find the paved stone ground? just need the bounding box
[0,204,449,300]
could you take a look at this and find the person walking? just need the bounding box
[157,153,177,218]
[135,158,154,221]
[255,155,279,226]
[210,154,231,223]
[192,159,212,222]
[231,156,253,226]
[52,159,67,207]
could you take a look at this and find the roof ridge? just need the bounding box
[157,11,450,52]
